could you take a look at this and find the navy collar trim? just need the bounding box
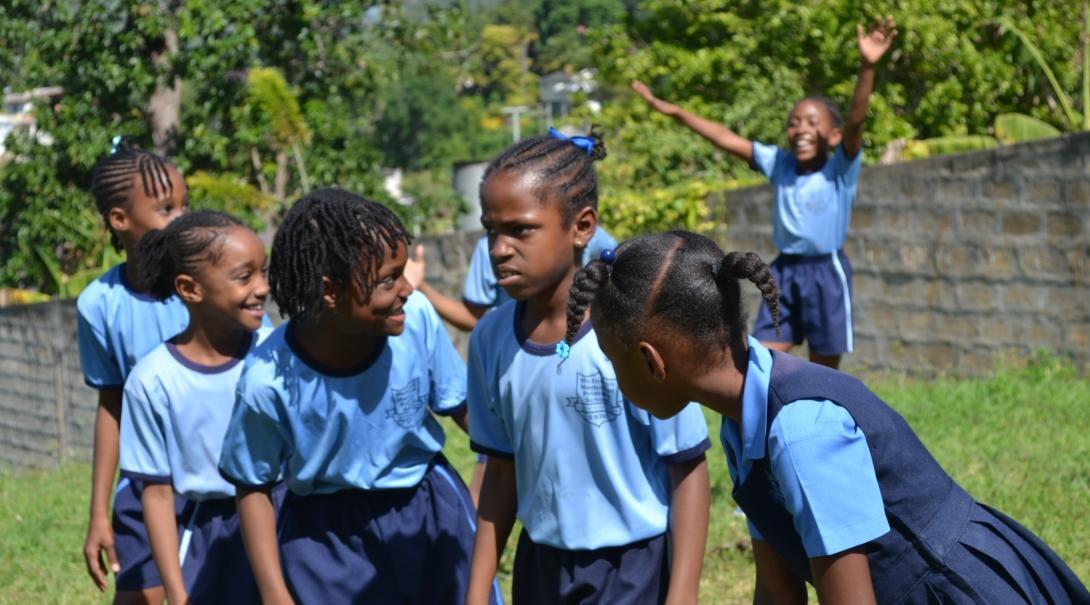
[166,332,256,375]
[513,301,593,357]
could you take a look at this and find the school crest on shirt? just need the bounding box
[387,378,426,428]
[566,372,623,427]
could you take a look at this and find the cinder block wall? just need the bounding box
[2,133,1087,469]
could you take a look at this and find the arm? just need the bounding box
[143,484,187,604]
[466,456,517,605]
[842,16,898,158]
[631,80,754,164]
[810,547,877,605]
[237,486,294,605]
[83,388,121,591]
[752,539,807,605]
[665,456,710,605]
[404,244,488,332]
[449,404,470,434]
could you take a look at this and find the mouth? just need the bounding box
[242,302,265,318]
[793,136,815,154]
[495,267,520,286]
[386,305,406,321]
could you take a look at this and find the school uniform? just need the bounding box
[749,142,859,355]
[218,292,500,605]
[468,302,711,604]
[76,263,189,591]
[724,338,1090,603]
[119,327,274,604]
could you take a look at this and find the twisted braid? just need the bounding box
[718,252,780,336]
[565,260,611,346]
[90,139,178,249]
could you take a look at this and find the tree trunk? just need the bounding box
[275,151,289,203]
[146,9,182,156]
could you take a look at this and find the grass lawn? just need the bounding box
[1,355,1087,604]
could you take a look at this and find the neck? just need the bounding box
[172,310,251,366]
[295,313,383,370]
[520,265,578,344]
[681,341,750,423]
[122,247,144,292]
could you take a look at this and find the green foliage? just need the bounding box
[994,112,1063,144]
[599,179,721,240]
[186,172,277,232]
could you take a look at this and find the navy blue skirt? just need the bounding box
[900,503,1089,604]
[112,477,186,591]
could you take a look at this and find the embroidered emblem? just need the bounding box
[566,372,623,427]
[387,378,426,428]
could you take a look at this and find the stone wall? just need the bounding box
[2,133,1087,469]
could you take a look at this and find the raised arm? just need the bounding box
[842,16,897,158]
[632,80,754,164]
[466,456,517,605]
[665,456,710,605]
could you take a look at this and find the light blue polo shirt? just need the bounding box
[751,142,863,256]
[119,327,272,500]
[218,292,467,495]
[462,227,618,308]
[76,263,190,389]
[721,337,889,557]
[468,302,711,550]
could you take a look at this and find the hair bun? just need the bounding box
[587,125,607,162]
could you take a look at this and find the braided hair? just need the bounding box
[269,187,411,320]
[480,126,608,222]
[90,139,179,249]
[565,231,779,362]
[137,211,245,301]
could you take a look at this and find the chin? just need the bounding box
[385,322,407,336]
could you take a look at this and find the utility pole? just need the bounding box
[502,105,530,142]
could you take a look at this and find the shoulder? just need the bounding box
[125,344,174,393]
[76,265,122,316]
[470,300,516,346]
[239,324,289,382]
[770,399,860,447]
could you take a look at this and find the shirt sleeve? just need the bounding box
[76,301,123,389]
[118,374,171,484]
[422,296,468,415]
[462,236,498,307]
[767,399,890,557]
[644,402,711,464]
[218,376,289,488]
[466,331,513,459]
[750,141,783,180]
[833,144,863,185]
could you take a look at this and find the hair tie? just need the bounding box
[547,127,594,156]
[600,248,616,265]
[555,341,571,360]
[110,135,122,154]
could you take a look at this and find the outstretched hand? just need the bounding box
[857,15,897,66]
[404,244,426,290]
[631,80,680,116]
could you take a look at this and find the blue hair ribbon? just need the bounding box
[547,127,595,156]
[110,135,122,154]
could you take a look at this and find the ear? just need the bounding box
[107,206,129,235]
[638,340,667,383]
[321,276,338,311]
[174,274,202,304]
[571,205,598,250]
[827,127,843,147]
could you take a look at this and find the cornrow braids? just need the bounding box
[565,231,780,364]
[269,187,412,320]
[793,95,842,128]
[480,126,608,222]
[90,139,178,249]
[137,211,245,301]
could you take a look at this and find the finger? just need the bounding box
[84,547,106,591]
[106,542,120,575]
[857,23,864,39]
[414,243,424,261]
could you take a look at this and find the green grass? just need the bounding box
[2,356,1087,604]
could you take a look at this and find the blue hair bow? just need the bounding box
[110,135,122,154]
[547,127,595,156]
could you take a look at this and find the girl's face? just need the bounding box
[479,171,594,300]
[110,166,189,248]
[181,226,268,331]
[334,239,413,336]
[786,99,841,168]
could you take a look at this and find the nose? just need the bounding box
[490,235,514,261]
[254,272,270,299]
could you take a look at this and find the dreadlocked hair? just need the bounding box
[269,187,411,320]
[565,231,780,363]
[90,139,178,250]
[792,95,842,128]
[480,125,607,222]
[137,211,245,301]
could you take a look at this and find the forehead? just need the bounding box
[789,99,833,122]
[480,170,552,220]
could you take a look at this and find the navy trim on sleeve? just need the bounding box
[469,441,515,460]
[660,437,712,465]
[433,400,468,418]
[85,378,123,391]
[119,470,172,485]
[218,468,281,491]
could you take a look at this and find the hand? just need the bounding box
[857,15,897,66]
[167,588,190,605]
[82,516,119,592]
[404,244,426,290]
[631,80,680,116]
